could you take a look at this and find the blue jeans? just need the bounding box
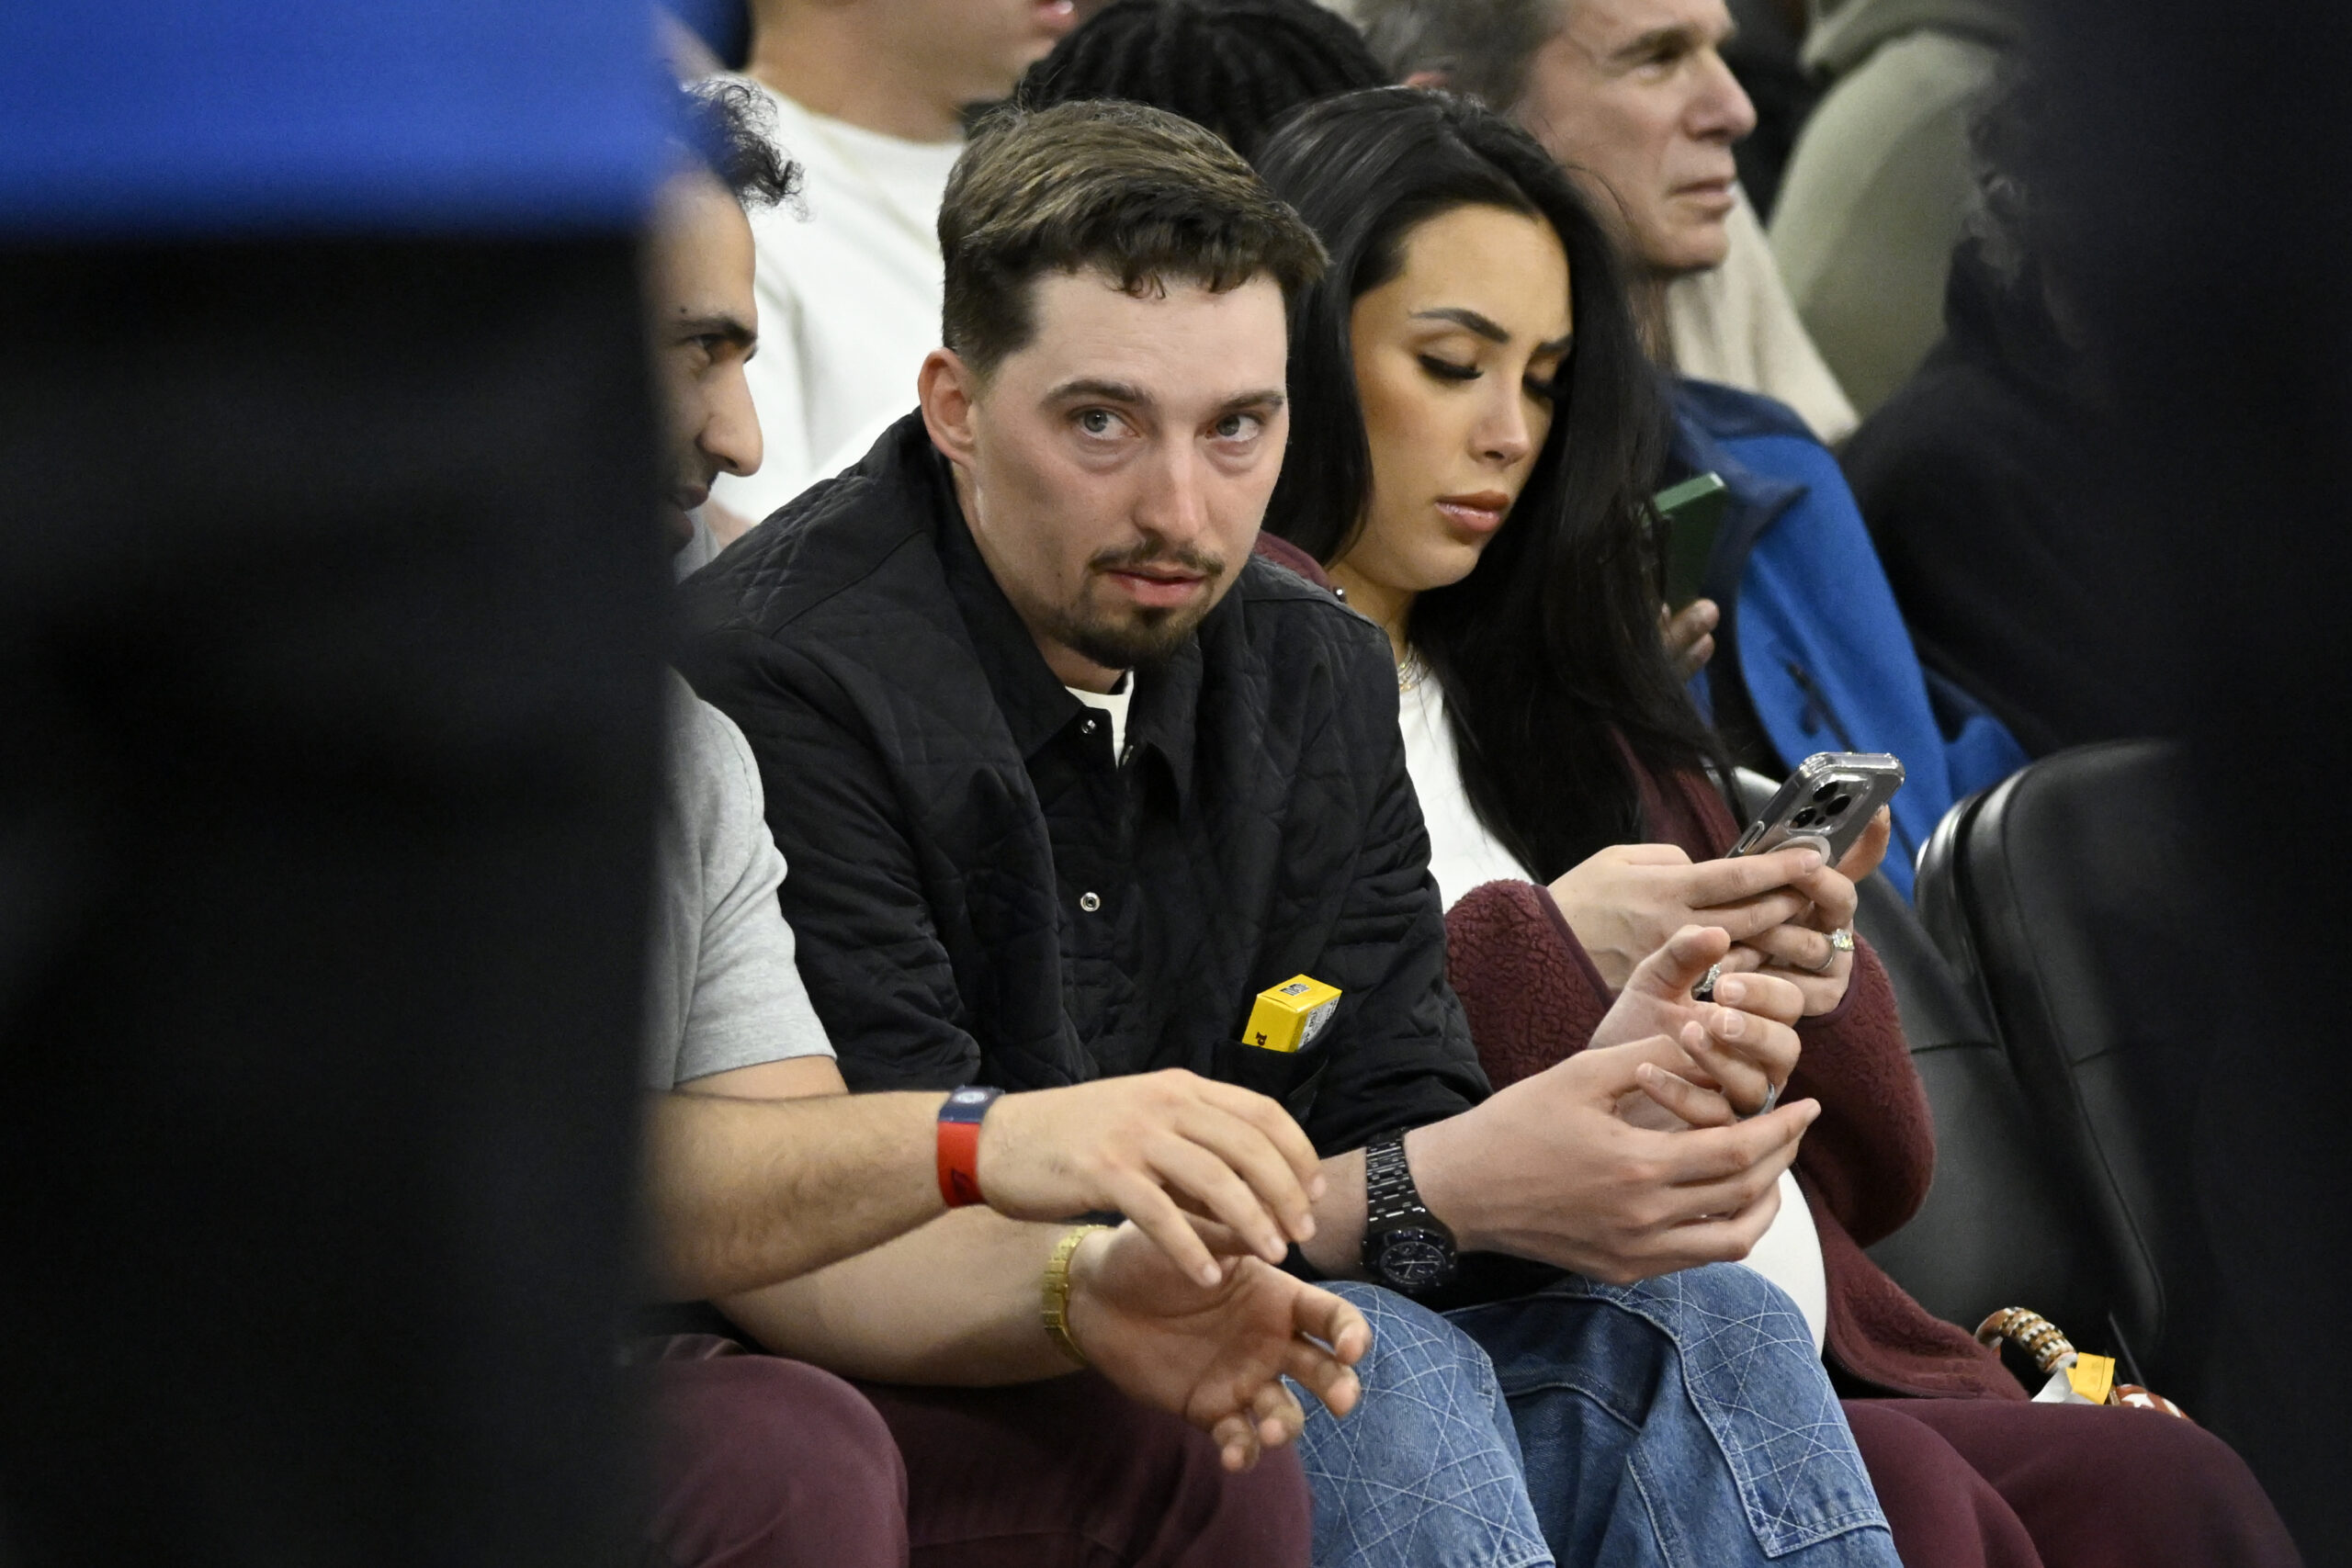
[1296,1269,1896,1568]
[1296,1282,1555,1568]
[1450,1265,1896,1568]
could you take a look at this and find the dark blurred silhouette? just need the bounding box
[0,10,669,1562]
[0,236,666,1567]
[1840,64,2165,759]
[2030,0,2352,1558]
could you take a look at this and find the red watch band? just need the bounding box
[935,1086,1001,1208]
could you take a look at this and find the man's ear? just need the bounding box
[918,347,982,468]
[1404,68,1452,91]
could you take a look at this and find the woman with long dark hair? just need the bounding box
[1256,85,2299,1568]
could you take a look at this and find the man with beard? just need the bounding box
[681,97,1900,1568]
[638,82,1367,1568]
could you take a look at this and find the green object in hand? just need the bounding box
[1652,471,1729,610]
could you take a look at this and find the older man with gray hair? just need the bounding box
[1355,0,2032,878]
[1355,0,1854,446]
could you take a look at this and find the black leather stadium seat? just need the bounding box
[1850,872,2112,1344]
[1913,741,2216,1394]
[1729,771,2109,1343]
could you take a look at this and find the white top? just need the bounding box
[712,78,963,525]
[1398,667,1829,1351]
[1398,663,1532,912]
[1068,674,1135,762]
[1664,187,1860,447]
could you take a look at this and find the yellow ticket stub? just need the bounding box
[2066,1354,2116,1404]
[1243,976,1341,1054]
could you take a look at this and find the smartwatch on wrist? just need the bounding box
[1360,1134,1457,1294]
[936,1085,1002,1208]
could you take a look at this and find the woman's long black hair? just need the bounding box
[1255,88,1719,879]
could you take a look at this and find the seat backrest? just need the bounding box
[1729,770,2110,1337]
[1850,871,2115,1339]
[1913,740,2213,1387]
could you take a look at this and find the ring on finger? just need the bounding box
[1805,928,1853,972]
[1740,1080,1783,1120]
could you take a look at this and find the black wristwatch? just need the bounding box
[1360,1135,1457,1294]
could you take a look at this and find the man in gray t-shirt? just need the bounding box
[644,672,833,1091]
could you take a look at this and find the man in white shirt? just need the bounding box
[707,0,1081,530]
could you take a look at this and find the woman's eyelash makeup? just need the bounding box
[1418,355,1479,382]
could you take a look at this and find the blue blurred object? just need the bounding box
[0,1,670,234]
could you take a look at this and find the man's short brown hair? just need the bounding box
[938,99,1328,378]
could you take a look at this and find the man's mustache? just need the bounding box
[1088,541,1227,577]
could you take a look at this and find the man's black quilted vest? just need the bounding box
[677,415,1485,1156]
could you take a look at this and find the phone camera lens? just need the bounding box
[1792,807,1819,829]
[1827,794,1853,818]
[1812,781,1840,803]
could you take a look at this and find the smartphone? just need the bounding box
[1652,471,1729,609]
[1729,751,1905,865]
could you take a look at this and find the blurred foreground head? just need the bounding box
[1359,0,1757,276]
[916,100,1326,688]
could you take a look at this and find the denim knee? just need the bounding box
[1451,1266,1894,1568]
[1294,1282,1553,1568]
[1603,1266,1887,1553]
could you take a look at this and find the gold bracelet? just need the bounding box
[1042,1224,1112,1368]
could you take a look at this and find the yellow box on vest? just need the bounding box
[1243,976,1341,1054]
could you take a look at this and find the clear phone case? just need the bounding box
[1730,751,1906,863]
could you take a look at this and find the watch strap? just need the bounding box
[936,1085,1002,1208]
[1363,1135,1434,1228]
[1360,1134,1458,1294]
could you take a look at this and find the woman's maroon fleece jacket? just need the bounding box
[1442,761,2026,1401]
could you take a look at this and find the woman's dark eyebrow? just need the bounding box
[1412,309,1574,357]
[1410,307,1510,343]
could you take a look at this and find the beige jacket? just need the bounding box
[1665,189,1859,445]
[1768,0,2021,416]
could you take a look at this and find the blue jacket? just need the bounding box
[1676,379,2027,897]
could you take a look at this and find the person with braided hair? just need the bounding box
[1020,0,1389,162]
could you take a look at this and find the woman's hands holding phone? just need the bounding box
[1546,840,1819,990]
[1550,809,1893,1016]
[1716,808,1892,1016]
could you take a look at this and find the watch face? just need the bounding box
[1375,1228,1456,1290]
